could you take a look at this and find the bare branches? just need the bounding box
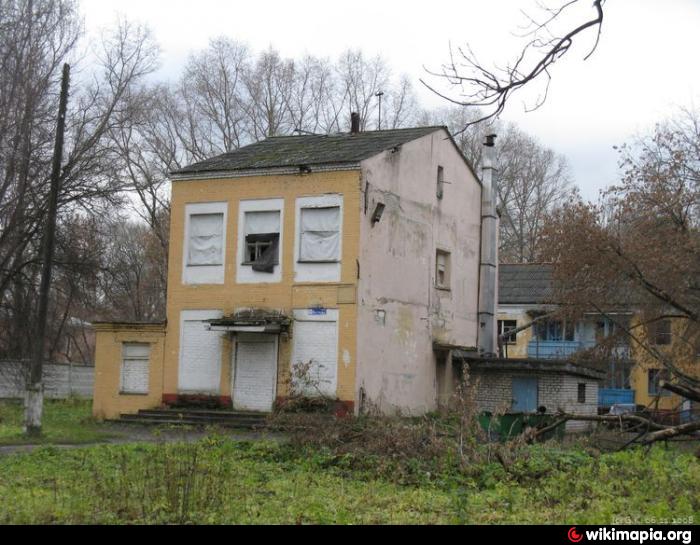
[422,0,605,129]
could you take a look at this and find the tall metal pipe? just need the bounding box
[478,134,498,356]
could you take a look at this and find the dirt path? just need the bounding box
[0,424,286,456]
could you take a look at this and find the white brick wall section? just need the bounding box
[470,369,599,433]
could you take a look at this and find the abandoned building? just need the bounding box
[92,118,501,419]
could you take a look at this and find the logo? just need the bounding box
[568,527,584,543]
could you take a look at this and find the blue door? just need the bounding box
[512,377,538,412]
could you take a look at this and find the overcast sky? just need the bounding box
[81,0,700,200]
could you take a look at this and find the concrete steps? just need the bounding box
[111,408,269,429]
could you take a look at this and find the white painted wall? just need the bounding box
[355,129,483,414]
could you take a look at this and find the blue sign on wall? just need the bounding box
[310,307,327,316]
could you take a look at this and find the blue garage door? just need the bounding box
[512,377,538,413]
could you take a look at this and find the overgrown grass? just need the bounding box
[0,435,697,524]
[0,399,118,445]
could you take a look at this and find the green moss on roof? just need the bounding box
[171,126,446,176]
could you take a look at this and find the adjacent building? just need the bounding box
[496,263,696,415]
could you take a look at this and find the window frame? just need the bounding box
[186,212,225,267]
[648,368,671,397]
[182,202,228,285]
[298,205,342,264]
[577,383,586,403]
[120,342,150,395]
[237,199,284,284]
[436,165,445,200]
[498,319,518,345]
[650,319,672,346]
[435,249,451,290]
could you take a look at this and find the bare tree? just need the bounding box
[0,1,159,434]
[540,108,700,413]
[422,0,605,128]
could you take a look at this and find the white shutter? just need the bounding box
[299,207,340,262]
[179,313,223,393]
[233,335,277,412]
[188,213,224,265]
[291,318,338,397]
[121,343,150,394]
[245,210,280,234]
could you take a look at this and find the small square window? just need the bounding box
[498,320,517,344]
[577,383,586,403]
[435,249,450,289]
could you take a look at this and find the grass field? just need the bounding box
[0,399,118,445]
[0,400,697,524]
[0,436,698,524]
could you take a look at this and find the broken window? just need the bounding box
[188,213,224,265]
[121,343,150,394]
[649,319,672,346]
[498,319,517,344]
[436,165,444,199]
[299,206,341,262]
[243,210,280,273]
[648,368,671,396]
[435,249,450,289]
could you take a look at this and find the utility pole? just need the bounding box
[25,63,70,436]
[375,90,384,130]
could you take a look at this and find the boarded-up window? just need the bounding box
[243,211,280,273]
[121,343,150,394]
[188,213,224,265]
[299,207,340,262]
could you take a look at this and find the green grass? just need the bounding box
[0,437,697,524]
[0,399,118,446]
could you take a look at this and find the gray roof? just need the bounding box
[498,263,553,305]
[171,126,446,176]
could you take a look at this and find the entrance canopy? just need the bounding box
[205,309,291,334]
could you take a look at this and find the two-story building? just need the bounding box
[92,122,488,418]
[496,263,696,415]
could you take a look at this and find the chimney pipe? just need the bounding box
[478,133,499,356]
[350,112,360,135]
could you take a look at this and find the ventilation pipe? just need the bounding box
[350,112,360,134]
[478,134,499,356]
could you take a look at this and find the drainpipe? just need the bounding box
[478,134,498,356]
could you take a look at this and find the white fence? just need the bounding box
[0,360,94,399]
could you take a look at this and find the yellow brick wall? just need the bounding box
[496,310,533,358]
[163,169,362,405]
[630,316,699,410]
[92,324,166,419]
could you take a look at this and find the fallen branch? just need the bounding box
[660,380,700,403]
[525,411,699,447]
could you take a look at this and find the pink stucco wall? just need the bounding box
[355,129,483,414]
